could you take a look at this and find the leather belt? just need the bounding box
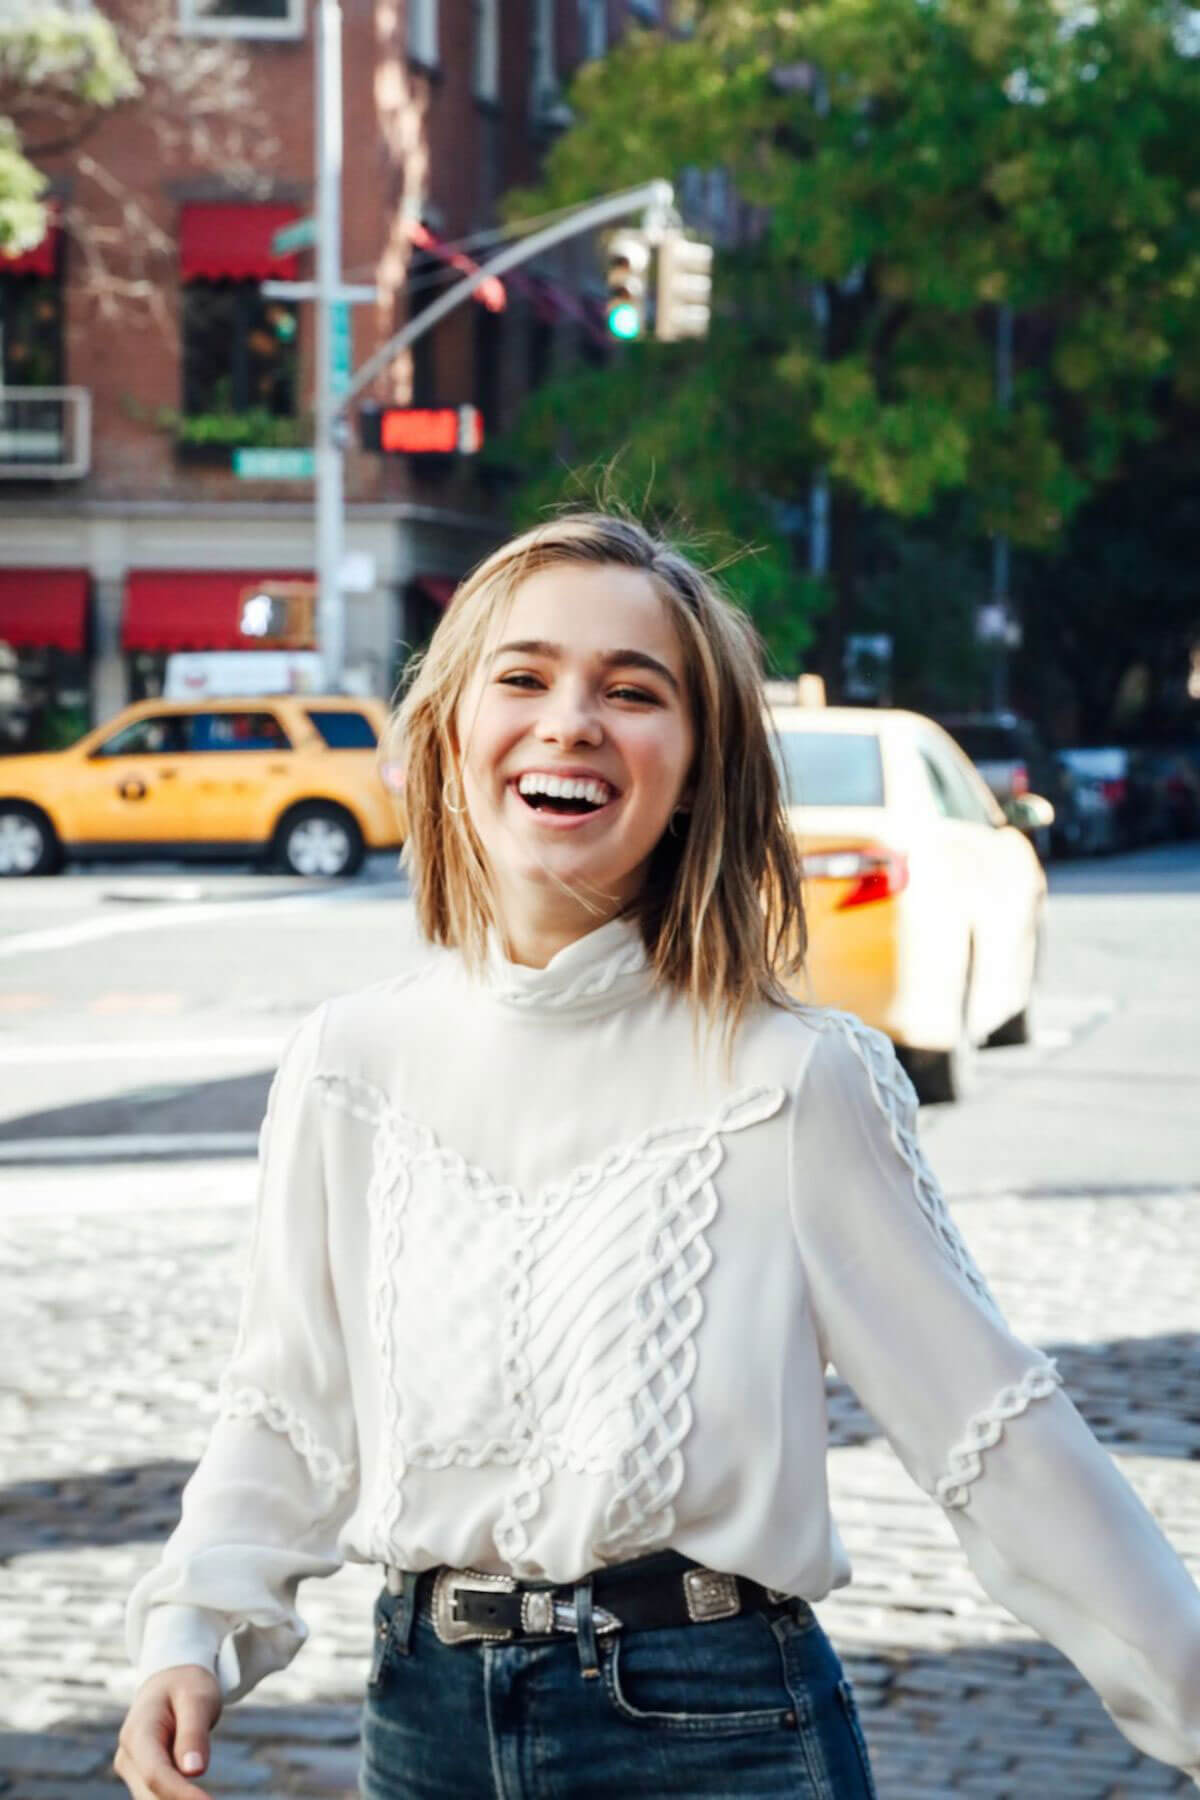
[385,1557,796,1647]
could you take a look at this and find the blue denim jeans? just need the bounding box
[359,1555,878,1799]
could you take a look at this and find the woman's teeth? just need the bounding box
[516,773,613,810]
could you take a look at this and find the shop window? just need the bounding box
[578,0,606,60]
[408,0,438,65]
[182,284,299,417]
[0,276,63,388]
[178,0,305,40]
[473,0,499,99]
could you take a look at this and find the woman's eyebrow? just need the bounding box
[492,639,681,695]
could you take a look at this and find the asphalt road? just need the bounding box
[0,841,1197,1197]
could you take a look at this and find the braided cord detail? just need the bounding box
[935,1360,1063,1508]
[490,937,648,1010]
[805,1008,1002,1317]
[217,1376,358,1495]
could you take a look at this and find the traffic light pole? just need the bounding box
[314,0,345,690]
[339,180,675,412]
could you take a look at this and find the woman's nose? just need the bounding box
[535,689,603,746]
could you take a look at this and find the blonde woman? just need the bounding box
[118,515,1200,1799]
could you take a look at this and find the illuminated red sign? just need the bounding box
[372,406,484,456]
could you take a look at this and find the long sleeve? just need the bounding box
[126,1004,360,1703]
[790,1011,1200,1783]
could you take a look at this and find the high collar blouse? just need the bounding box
[128,919,1200,1783]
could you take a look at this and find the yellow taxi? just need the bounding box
[0,694,404,880]
[772,701,1050,1102]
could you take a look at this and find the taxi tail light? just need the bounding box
[801,844,910,909]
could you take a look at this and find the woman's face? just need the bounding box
[454,562,695,928]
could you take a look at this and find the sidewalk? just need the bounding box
[2,1165,1197,1797]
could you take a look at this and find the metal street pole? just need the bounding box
[991,302,1013,713]
[315,0,345,690]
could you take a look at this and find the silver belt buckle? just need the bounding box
[432,1567,517,1645]
[683,1568,742,1622]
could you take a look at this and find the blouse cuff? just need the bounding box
[135,1604,225,1689]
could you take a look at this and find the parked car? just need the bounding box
[1054,747,1173,851]
[935,712,1072,860]
[771,704,1048,1104]
[1139,748,1200,840]
[0,695,404,879]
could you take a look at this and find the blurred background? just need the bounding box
[1,0,1198,1795]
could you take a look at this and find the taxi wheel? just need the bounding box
[0,804,62,877]
[912,961,977,1105]
[275,804,364,879]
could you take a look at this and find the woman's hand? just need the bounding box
[113,1664,222,1800]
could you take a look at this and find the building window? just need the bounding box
[179,0,305,38]
[578,0,605,60]
[473,0,499,100]
[407,0,438,66]
[0,276,63,388]
[182,284,299,417]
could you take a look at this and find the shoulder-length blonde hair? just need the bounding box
[388,512,806,1046]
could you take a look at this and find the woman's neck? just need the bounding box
[492,894,629,969]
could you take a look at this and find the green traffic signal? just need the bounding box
[608,301,642,341]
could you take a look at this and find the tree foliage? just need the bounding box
[494,0,1199,668]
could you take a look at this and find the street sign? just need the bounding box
[233,447,316,480]
[270,217,317,257]
[331,301,352,400]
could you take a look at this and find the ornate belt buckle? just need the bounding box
[432,1568,517,1645]
[683,1568,742,1623]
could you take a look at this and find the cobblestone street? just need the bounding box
[3,1158,1198,1799]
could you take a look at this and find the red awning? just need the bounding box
[413,575,458,609]
[0,213,61,278]
[406,220,506,313]
[0,569,88,650]
[124,571,315,652]
[179,204,302,283]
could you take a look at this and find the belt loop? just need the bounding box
[394,1569,419,1656]
[574,1576,600,1679]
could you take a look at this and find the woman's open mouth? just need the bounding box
[511,772,617,821]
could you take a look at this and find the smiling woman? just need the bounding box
[119,513,1200,1800]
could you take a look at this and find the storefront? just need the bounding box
[122,569,316,700]
[0,569,91,753]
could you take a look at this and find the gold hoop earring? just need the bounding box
[443,774,465,816]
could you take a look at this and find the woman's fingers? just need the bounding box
[113,1733,214,1800]
[113,1668,221,1800]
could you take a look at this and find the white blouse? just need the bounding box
[127,917,1200,1782]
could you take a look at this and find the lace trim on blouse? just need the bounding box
[314,1072,785,1569]
[806,1008,1003,1318]
[217,1374,358,1495]
[934,1359,1063,1509]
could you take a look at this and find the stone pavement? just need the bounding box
[1,1163,1197,1799]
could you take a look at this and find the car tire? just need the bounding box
[0,803,63,877]
[275,803,365,879]
[988,910,1043,1048]
[910,955,976,1105]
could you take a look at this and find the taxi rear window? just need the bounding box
[304,709,378,749]
[773,731,884,807]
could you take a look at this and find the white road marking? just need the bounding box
[0,1131,259,1164]
[0,1036,288,1065]
[0,884,397,962]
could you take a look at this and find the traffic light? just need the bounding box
[655,232,713,341]
[604,231,650,340]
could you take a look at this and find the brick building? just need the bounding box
[0,0,645,751]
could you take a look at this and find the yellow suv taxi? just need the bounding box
[0,695,404,879]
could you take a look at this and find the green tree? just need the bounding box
[494,0,1199,676]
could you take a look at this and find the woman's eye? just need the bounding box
[497,672,543,689]
[609,685,660,705]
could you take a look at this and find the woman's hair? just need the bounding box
[388,511,807,1046]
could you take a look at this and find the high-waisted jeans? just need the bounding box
[359,1553,878,1799]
